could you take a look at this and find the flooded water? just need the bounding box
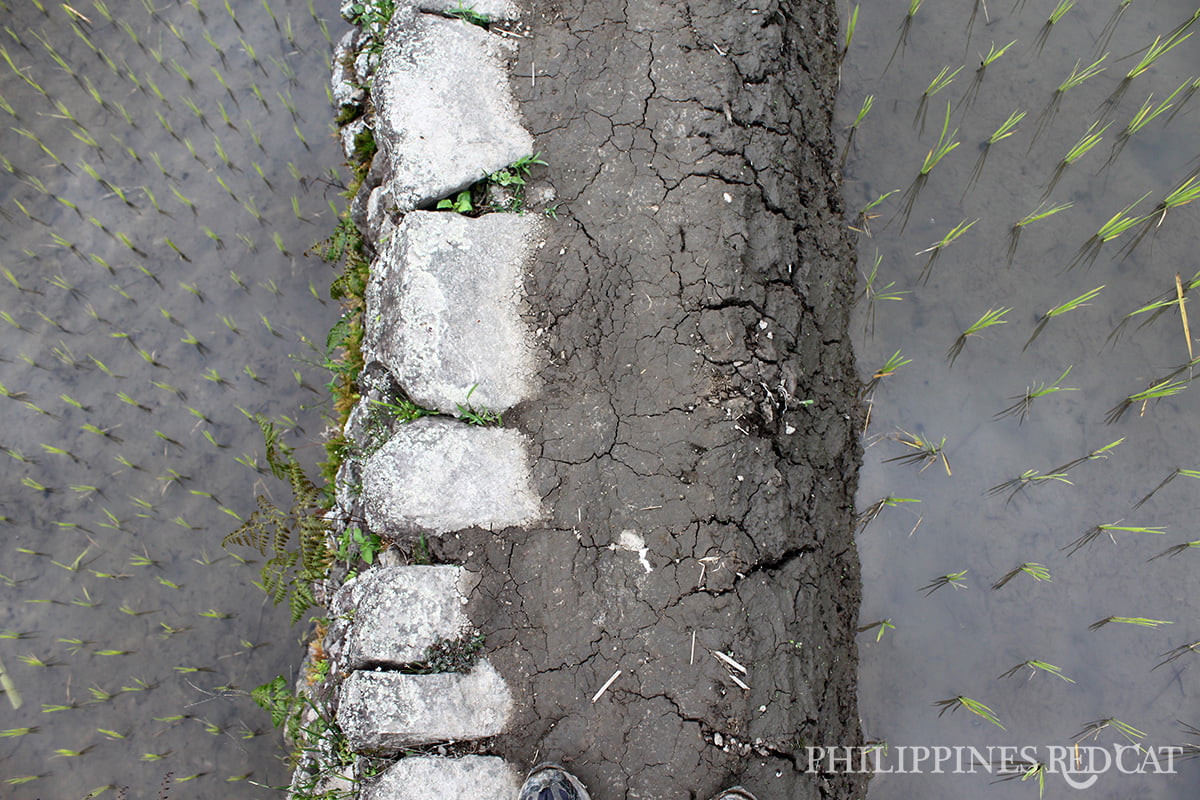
[841,1,1200,797]
[0,0,344,796]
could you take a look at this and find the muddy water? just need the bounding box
[840,1,1200,797]
[0,1,343,796]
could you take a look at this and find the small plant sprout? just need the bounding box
[1126,31,1193,81]
[1117,82,1189,152]
[1034,0,1075,52]
[947,306,1011,366]
[916,218,977,281]
[842,4,858,55]
[850,188,897,236]
[1148,539,1200,561]
[1095,192,1151,242]
[1047,438,1125,476]
[1134,467,1200,509]
[1013,199,1072,229]
[841,94,873,164]
[861,350,912,397]
[856,494,920,532]
[934,696,1004,729]
[1064,522,1166,557]
[883,429,950,475]
[857,619,895,642]
[1106,370,1194,424]
[987,469,1072,504]
[994,366,1077,423]
[920,101,960,176]
[914,65,963,130]
[998,659,1074,682]
[857,253,908,334]
[979,39,1016,69]
[1074,718,1149,750]
[1155,640,1200,669]
[920,569,968,595]
[1025,286,1105,349]
[1151,173,1200,227]
[992,562,1052,590]
[1057,53,1109,93]
[987,109,1025,147]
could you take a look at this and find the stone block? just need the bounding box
[338,660,512,751]
[362,755,520,800]
[326,565,477,670]
[374,9,533,211]
[365,210,542,414]
[362,417,541,536]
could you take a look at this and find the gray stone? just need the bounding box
[374,9,533,211]
[344,0,523,22]
[416,0,523,22]
[364,211,542,414]
[331,29,367,110]
[362,417,541,536]
[338,660,512,751]
[326,565,477,670]
[363,756,520,800]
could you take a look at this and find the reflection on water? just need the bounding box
[0,0,343,796]
[842,1,1200,797]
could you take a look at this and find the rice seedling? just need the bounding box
[1126,30,1193,82]
[913,65,962,131]
[0,727,37,737]
[919,569,968,595]
[1024,285,1104,350]
[916,218,977,282]
[1106,362,1196,424]
[1148,539,1200,561]
[1110,81,1189,164]
[965,108,1025,189]
[919,101,959,176]
[849,188,896,236]
[856,494,919,531]
[50,547,92,572]
[1155,640,1200,669]
[993,366,1076,424]
[947,306,1010,366]
[1134,467,1200,509]
[69,587,99,607]
[1048,438,1124,475]
[1058,53,1108,93]
[1034,0,1075,53]
[861,350,912,398]
[856,619,895,642]
[1064,522,1166,556]
[998,659,1073,682]
[1149,172,1200,228]
[991,562,1051,590]
[1072,192,1152,269]
[987,469,1071,504]
[17,653,62,668]
[933,696,1004,729]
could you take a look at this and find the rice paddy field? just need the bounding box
[0,0,344,796]
[843,1,1200,797]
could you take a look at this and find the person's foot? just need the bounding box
[709,788,758,800]
[518,762,592,800]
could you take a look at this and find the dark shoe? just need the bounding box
[709,788,758,800]
[518,763,591,800]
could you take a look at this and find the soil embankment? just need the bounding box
[432,2,866,798]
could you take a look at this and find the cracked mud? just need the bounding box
[432,2,866,799]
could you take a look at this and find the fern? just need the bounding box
[222,415,332,623]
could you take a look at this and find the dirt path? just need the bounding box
[434,2,867,798]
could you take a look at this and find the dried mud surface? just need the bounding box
[436,2,865,798]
